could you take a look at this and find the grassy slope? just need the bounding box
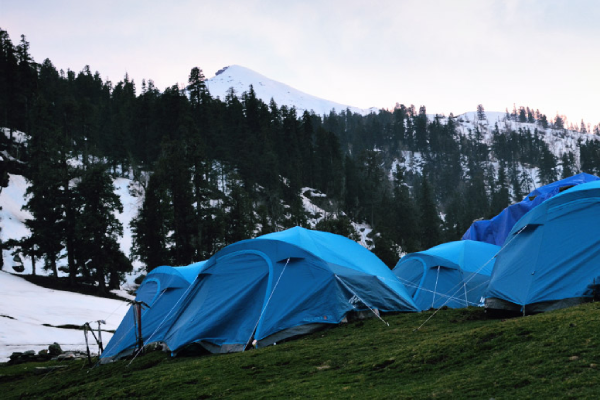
[2,304,600,399]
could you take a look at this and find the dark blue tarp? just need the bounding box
[393,240,500,310]
[486,180,600,311]
[163,227,418,354]
[462,173,599,246]
[101,261,207,362]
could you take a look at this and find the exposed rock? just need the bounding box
[8,344,89,364]
[37,349,52,361]
[48,342,62,356]
[53,351,87,361]
[8,350,50,364]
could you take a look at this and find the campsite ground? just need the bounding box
[1,304,600,398]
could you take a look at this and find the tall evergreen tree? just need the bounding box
[223,174,255,244]
[187,66,207,108]
[443,184,469,241]
[391,164,419,253]
[343,155,361,218]
[22,99,67,277]
[560,152,575,179]
[74,164,130,293]
[162,140,197,265]
[476,104,486,121]
[414,106,428,151]
[538,146,558,185]
[417,174,441,250]
[489,163,510,217]
[131,169,173,272]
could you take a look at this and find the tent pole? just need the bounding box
[83,323,92,365]
[135,302,144,353]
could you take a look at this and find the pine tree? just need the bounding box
[417,174,441,250]
[518,107,527,123]
[508,163,524,202]
[554,115,565,130]
[343,155,361,218]
[187,66,207,108]
[538,145,558,185]
[414,106,428,151]
[538,114,549,129]
[224,175,255,244]
[519,169,535,196]
[161,140,197,265]
[74,164,130,293]
[465,161,489,223]
[391,105,406,154]
[476,104,486,121]
[443,185,469,241]
[489,163,510,217]
[109,75,137,172]
[560,152,575,179]
[0,29,19,132]
[359,150,385,226]
[131,168,173,272]
[391,164,419,253]
[22,100,67,277]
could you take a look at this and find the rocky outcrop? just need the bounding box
[7,342,87,364]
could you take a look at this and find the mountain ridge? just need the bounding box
[206,65,379,116]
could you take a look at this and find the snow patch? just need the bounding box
[206,65,379,117]
[0,271,129,362]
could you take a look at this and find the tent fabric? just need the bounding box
[100,261,207,362]
[163,227,418,355]
[462,173,599,246]
[393,240,500,310]
[485,180,600,312]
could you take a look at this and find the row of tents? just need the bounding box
[101,172,600,362]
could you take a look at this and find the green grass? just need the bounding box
[2,304,600,399]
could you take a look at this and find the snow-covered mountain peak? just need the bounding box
[206,65,379,116]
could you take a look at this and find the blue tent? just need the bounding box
[463,173,599,246]
[101,261,207,362]
[163,227,418,354]
[486,180,600,313]
[393,240,499,310]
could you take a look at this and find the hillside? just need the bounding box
[2,303,600,398]
[0,65,598,276]
[0,168,144,278]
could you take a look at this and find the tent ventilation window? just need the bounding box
[559,185,575,193]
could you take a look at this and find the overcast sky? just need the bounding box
[2,0,599,127]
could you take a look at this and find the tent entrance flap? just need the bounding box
[165,251,272,354]
[416,267,464,309]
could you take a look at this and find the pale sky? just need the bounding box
[2,0,599,127]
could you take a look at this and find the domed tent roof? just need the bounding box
[393,240,500,310]
[256,226,411,295]
[101,261,207,362]
[463,173,599,246]
[486,180,600,313]
[163,227,418,354]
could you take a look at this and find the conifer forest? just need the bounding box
[2,28,600,292]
